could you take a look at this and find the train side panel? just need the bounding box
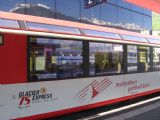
[0,72,160,120]
[0,33,27,84]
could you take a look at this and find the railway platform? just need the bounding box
[45,94,160,120]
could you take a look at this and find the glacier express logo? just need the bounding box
[18,87,57,108]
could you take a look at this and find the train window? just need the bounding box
[0,36,3,45]
[127,45,138,72]
[89,42,123,75]
[29,37,83,80]
[27,22,80,34]
[121,35,147,42]
[138,46,150,72]
[0,18,19,28]
[153,48,160,70]
[83,29,121,39]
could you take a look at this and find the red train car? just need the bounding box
[0,11,160,120]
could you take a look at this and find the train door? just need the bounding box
[138,46,150,72]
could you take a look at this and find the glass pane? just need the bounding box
[127,45,137,72]
[131,12,143,32]
[81,0,101,25]
[25,0,56,18]
[101,4,117,26]
[30,37,83,80]
[89,42,123,75]
[142,9,152,16]
[153,48,160,70]
[0,36,3,45]
[117,0,130,9]
[27,22,80,34]
[83,29,121,39]
[147,38,160,44]
[131,12,143,31]
[57,0,80,22]
[143,15,152,30]
[0,18,19,28]
[121,35,147,42]
[131,4,142,13]
[117,8,132,30]
[108,0,117,5]
[138,46,150,72]
[0,0,25,13]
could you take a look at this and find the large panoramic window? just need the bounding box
[89,42,123,75]
[153,48,160,70]
[127,45,138,72]
[29,37,83,80]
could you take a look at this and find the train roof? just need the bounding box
[0,11,160,47]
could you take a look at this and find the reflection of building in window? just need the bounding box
[29,37,83,80]
[89,42,123,75]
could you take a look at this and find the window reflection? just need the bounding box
[117,0,130,9]
[143,15,152,31]
[30,37,83,80]
[81,0,101,25]
[25,0,56,18]
[89,42,123,75]
[117,8,131,29]
[0,0,152,32]
[101,4,117,25]
[131,12,143,30]
[153,48,160,70]
[83,29,121,39]
[57,0,80,21]
[0,18,19,28]
[131,4,142,13]
[147,38,160,44]
[121,35,147,42]
[27,22,80,34]
[0,0,25,12]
